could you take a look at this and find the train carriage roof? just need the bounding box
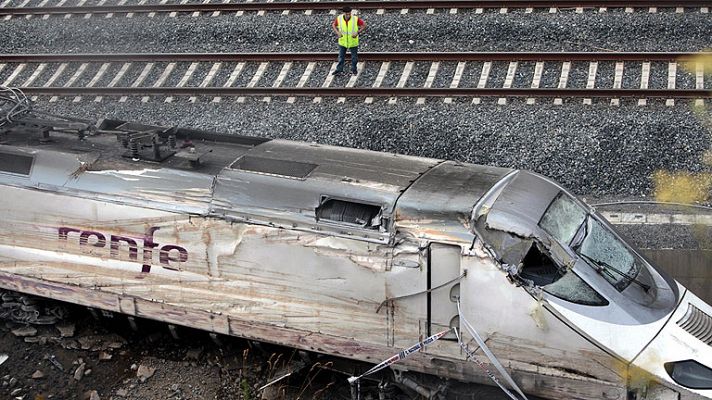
[394,161,513,243]
[0,121,513,244]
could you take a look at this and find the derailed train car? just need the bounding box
[1,112,712,400]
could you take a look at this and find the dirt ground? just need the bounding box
[0,304,359,400]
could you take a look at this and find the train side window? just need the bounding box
[316,198,383,230]
[0,151,33,176]
[520,243,608,306]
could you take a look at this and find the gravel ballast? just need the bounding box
[0,11,710,54]
[33,98,712,199]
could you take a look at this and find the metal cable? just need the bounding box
[0,85,31,128]
[376,270,467,313]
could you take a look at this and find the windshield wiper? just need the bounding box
[578,252,651,292]
[570,214,590,250]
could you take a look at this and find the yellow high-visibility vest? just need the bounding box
[337,15,359,48]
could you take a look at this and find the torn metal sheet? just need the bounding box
[482,172,560,238]
[395,161,511,243]
[66,168,215,215]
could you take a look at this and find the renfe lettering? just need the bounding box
[58,226,188,273]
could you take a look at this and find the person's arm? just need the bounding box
[332,19,341,37]
[356,19,366,36]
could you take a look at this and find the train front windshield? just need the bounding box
[474,171,712,397]
[473,170,677,319]
[539,193,659,305]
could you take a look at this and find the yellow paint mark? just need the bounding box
[691,223,712,250]
[607,360,650,395]
[680,50,712,76]
[652,170,712,204]
[625,351,663,395]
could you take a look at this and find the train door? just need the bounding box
[428,243,461,338]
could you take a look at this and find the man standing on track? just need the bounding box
[331,6,366,75]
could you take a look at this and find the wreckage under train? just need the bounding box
[1,113,712,400]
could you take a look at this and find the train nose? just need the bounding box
[633,289,712,399]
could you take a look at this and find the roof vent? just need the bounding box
[0,151,33,176]
[231,156,317,179]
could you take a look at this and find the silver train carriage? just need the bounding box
[0,116,711,400]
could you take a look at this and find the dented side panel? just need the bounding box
[459,241,628,395]
[0,183,632,400]
[395,161,512,244]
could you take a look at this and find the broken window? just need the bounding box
[520,244,608,306]
[539,192,587,244]
[0,151,33,176]
[538,190,655,302]
[316,198,383,230]
[573,216,646,293]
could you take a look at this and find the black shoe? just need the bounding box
[351,70,358,75]
[332,70,343,75]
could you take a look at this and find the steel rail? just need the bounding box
[1,0,710,15]
[1,52,709,63]
[16,87,712,98]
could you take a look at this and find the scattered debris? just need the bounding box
[98,352,112,361]
[0,353,7,366]
[78,337,99,350]
[107,341,124,349]
[169,383,182,397]
[115,388,128,397]
[11,325,37,337]
[24,336,49,345]
[47,354,65,372]
[10,388,22,396]
[88,390,101,400]
[136,365,156,383]
[56,322,76,338]
[71,334,126,352]
[31,370,45,379]
[184,348,203,361]
[74,363,86,381]
[258,371,292,392]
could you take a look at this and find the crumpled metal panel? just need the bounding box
[395,161,512,243]
[257,140,438,189]
[64,167,214,215]
[0,145,99,188]
[0,146,214,215]
[212,140,438,240]
[484,171,561,238]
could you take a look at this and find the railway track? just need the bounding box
[2,52,709,104]
[1,0,709,19]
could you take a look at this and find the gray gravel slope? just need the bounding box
[35,98,712,198]
[1,12,710,53]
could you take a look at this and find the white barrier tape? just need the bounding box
[454,328,520,400]
[457,300,529,400]
[347,328,452,385]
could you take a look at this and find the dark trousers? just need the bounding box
[336,45,358,73]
